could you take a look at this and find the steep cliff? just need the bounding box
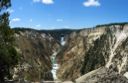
[81,24,128,75]
[57,23,128,82]
[56,27,105,81]
[13,29,60,82]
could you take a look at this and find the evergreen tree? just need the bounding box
[0,0,19,82]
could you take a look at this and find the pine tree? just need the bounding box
[0,0,19,82]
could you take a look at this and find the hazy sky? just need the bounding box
[9,0,128,29]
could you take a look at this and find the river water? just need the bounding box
[51,52,59,80]
[51,36,65,80]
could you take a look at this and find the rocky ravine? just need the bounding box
[12,23,128,82]
[57,23,128,82]
[13,29,60,82]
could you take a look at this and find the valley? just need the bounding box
[12,23,128,83]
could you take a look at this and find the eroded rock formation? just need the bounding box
[11,23,128,82]
[57,23,128,82]
[13,29,60,82]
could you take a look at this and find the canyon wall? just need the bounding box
[57,23,128,82]
[12,23,128,82]
[13,29,60,82]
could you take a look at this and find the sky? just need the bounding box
[9,0,128,30]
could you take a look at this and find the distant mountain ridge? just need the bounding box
[13,28,78,43]
[13,22,128,42]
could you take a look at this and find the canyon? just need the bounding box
[12,23,128,82]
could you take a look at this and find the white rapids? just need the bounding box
[51,52,59,80]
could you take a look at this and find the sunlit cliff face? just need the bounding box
[57,24,128,82]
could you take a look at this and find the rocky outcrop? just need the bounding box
[57,23,128,82]
[13,29,60,82]
[76,67,128,83]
